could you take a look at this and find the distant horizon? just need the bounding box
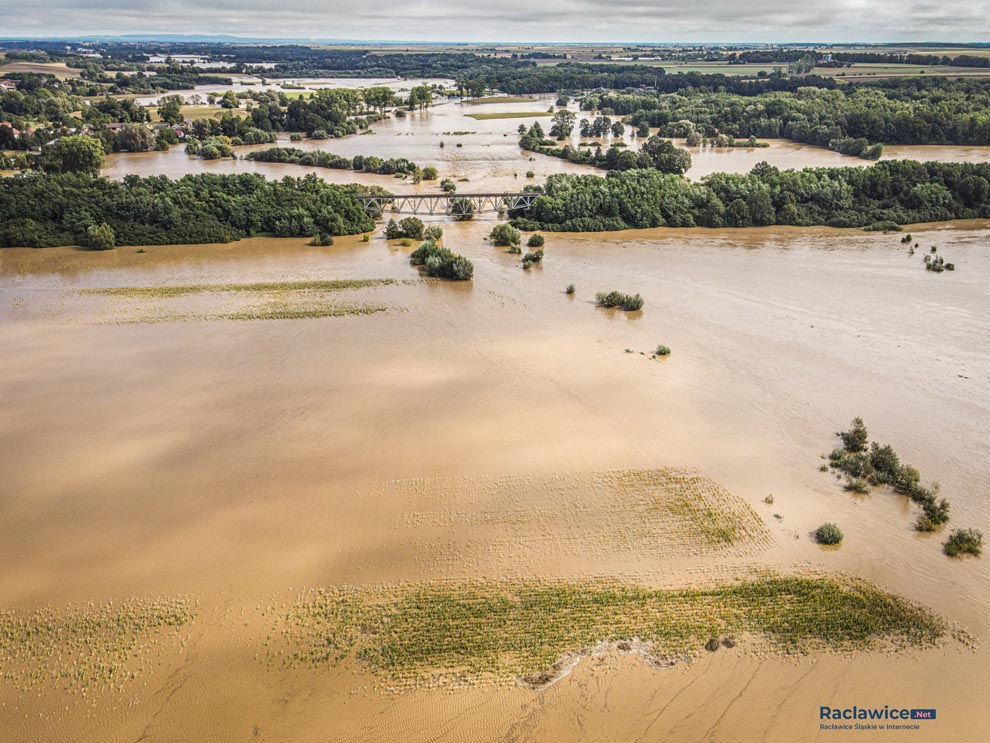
[2,0,989,46]
[3,34,990,48]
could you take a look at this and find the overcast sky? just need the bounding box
[4,0,990,43]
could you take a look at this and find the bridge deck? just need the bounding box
[355,192,539,216]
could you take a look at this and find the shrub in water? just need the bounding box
[490,223,521,247]
[814,523,844,545]
[943,528,983,557]
[309,232,334,246]
[565,284,575,295]
[655,345,671,356]
[527,233,545,248]
[409,239,474,281]
[450,197,474,220]
[596,291,644,311]
[522,249,543,264]
[399,217,425,239]
[424,225,444,241]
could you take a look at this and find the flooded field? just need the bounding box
[132,76,454,106]
[1,214,988,741]
[104,96,989,188]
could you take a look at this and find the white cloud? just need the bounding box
[3,0,989,42]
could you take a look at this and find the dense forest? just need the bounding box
[0,172,376,247]
[510,161,990,232]
[519,121,693,173]
[583,80,990,152]
[730,48,990,69]
[247,147,433,179]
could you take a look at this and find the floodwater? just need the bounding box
[104,96,989,187]
[1,214,988,741]
[133,76,454,106]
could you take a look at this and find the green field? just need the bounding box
[465,95,539,105]
[274,574,948,687]
[465,111,553,120]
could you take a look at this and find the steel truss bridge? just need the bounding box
[356,192,539,217]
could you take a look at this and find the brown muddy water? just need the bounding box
[1,215,988,741]
[101,97,990,189]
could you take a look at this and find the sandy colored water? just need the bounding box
[102,97,990,189]
[1,217,988,741]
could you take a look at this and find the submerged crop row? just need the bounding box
[76,278,402,323]
[0,598,194,693]
[272,575,948,688]
[81,278,399,298]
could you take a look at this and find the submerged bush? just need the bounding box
[384,217,425,240]
[655,345,671,356]
[839,417,869,453]
[943,528,983,557]
[309,232,334,246]
[814,523,844,545]
[450,197,474,220]
[565,283,575,294]
[527,233,545,248]
[522,249,544,264]
[490,223,521,246]
[424,225,444,241]
[825,417,955,543]
[409,239,474,280]
[596,291,644,311]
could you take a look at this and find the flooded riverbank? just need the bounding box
[102,96,990,188]
[5,91,990,739]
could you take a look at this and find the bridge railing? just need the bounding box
[355,192,539,216]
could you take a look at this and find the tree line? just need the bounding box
[0,172,376,248]
[247,147,437,180]
[582,82,990,155]
[509,160,990,232]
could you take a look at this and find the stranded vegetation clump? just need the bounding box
[272,575,947,688]
[824,417,966,539]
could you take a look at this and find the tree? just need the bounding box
[155,128,180,150]
[747,190,775,226]
[408,86,433,111]
[116,124,154,153]
[85,223,115,250]
[158,95,184,125]
[640,135,692,175]
[398,217,425,239]
[450,197,475,220]
[362,86,395,114]
[840,417,869,453]
[220,91,239,109]
[41,135,105,175]
[490,223,521,246]
[549,110,576,140]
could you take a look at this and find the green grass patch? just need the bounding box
[465,96,539,105]
[83,278,396,298]
[0,598,193,693]
[218,303,389,321]
[275,575,947,687]
[465,111,553,120]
